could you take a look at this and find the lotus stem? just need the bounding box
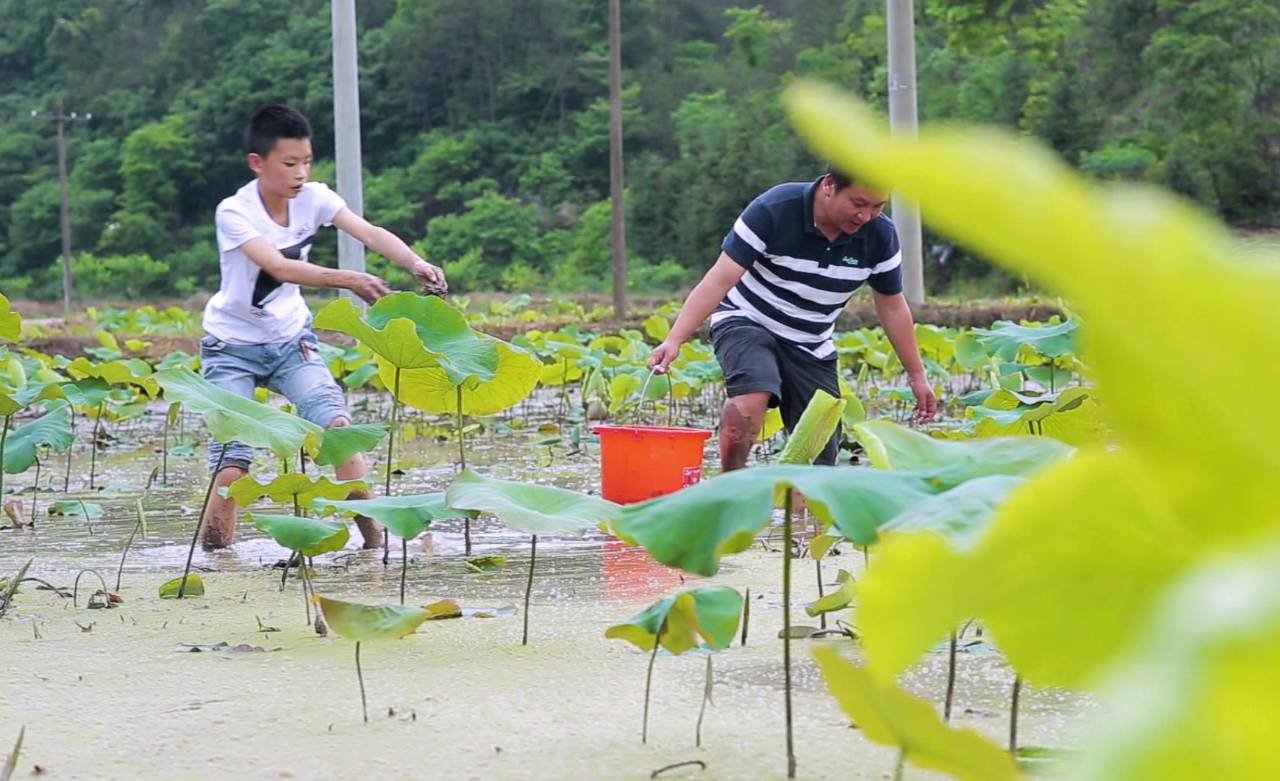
[114,499,146,592]
[177,443,228,599]
[89,400,103,490]
[695,654,713,748]
[298,553,312,625]
[783,487,796,779]
[1009,675,1022,755]
[0,415,10,502]
[815,559,826,630]
[457,385,471,555]
[893,749,905,781]
[384,366,402,565]
[64,408,73,491]
[741,587,750,646]
[72,568,109,607]
[355,641,368,723]
[643,622,664,744]
[399,537,408,605]
[29,456,39,523]
[522,534,537,645]
[161,406,169,486]
[945,631,958,721]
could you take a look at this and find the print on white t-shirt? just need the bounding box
[202,180,346,345]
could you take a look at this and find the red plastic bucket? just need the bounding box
[593,424,712,504]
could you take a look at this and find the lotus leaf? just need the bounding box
[605,586,743,654]
[313,423,388,467]
[806,570,856,617]
[65,357,160,398]
[314,595,430,641]
[48,500,104,520]
[155,368,323,459]
[778,389,846,465]
[971,319,1079,361]
[223,474,368,508]
[2,402,72,474]
[610,465,938,576]
[316,492,476,541]
[386,336,539,417]
[877,475,1024,551]
[445,469,617,535]
[853,419,1072,488]
[248,512,350,557]
[160,574,203,598]
[0,382,65,417]
[813,645,1020,781]
[0,294,19,342]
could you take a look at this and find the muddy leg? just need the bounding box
[719,392,769,472]
[201,465,248,550]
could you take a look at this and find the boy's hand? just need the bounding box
[347,272,393,304]
[408,260,448,293]
[647,339,682,374]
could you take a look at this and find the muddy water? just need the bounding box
[0,401,1094,780]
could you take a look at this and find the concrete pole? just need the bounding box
[56,107,74,314]
[608,0,629,317]
[886,0,925,304]
[331,0,366,283]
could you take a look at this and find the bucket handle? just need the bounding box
[633,368,675,427]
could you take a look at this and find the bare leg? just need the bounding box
[719,392,770,472]
[201,464,248,550]
[330,417,384,549]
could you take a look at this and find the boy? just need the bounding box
[199,104,447,550]
[648,169,936,469]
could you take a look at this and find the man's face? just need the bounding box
[822,178,888,235]
[249,137,312,199]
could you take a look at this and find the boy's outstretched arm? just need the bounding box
[331,209,447,292]
[239,237,391,303]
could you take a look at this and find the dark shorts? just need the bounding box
[710,318,841,465]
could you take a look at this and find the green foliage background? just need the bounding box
[1,0,1276,300]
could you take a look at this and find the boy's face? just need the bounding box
[248,137,312,198]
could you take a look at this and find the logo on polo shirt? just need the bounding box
[840,256,860,266]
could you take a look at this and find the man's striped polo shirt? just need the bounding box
[711,178,903,360]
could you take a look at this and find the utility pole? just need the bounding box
[331,0,366,289]
[886,0,925,304]
[608,0,628,317]
[31,102,91,315]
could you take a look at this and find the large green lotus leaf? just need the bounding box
[970,387,1108,446]
[605,586,743,654]
[1069,538,1280,781]
[247,512,350,556]
[313,423,388,467]
[852,419,1072,488]
[223,474,368,507]
[0,294,19,342]
[155,368,323,459]
[385,337,539,417]
[0,382,65,417]
[60,377,111,408]
[315,492,477,541]
[813,645,1020,781]
[783,81,1280,541]
[778,389,846,465]
[611,465,939,576]
[971,319,1079,361]
[66,357,160,398]
[445,468,617,536]
[314,595,429,641]
[313,293,497,385]
[3,402,73,473]
[877,475,1023,552]
[858,451,1198,686]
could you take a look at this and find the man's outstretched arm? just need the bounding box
[872,290,937,423]
[648,253,747,372]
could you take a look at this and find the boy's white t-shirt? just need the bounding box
[203,180,346,344]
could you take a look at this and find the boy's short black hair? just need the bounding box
[824,166,856,191]
[245,104,312,157]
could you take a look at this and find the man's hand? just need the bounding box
[908,372,938,424]
[408,259,448,293]
[648,339,682,374]
[347,272,393,304]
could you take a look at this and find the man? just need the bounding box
[648,169,936,469]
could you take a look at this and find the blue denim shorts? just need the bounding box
[200,326,348,472]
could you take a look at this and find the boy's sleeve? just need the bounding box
[311,182,348,227]
[215,205,260,252]
[720,197,773,269]
[867,223,904,295]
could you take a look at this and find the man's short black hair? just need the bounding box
[824,166,856,191]
[245,104,312,157]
